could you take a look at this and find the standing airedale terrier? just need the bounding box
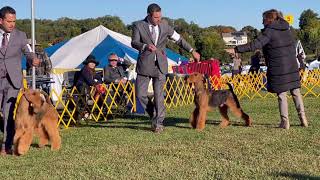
[185,72,252,131]
[14,89,61,155]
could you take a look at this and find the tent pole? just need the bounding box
[31,0,36,89]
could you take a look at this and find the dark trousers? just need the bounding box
[0,74,19,150]
[136,69,166,128]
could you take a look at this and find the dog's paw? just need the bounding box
[219,121,230,128]
[245,119,253,127]
[51,144,61,151]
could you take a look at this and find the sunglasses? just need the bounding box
[109,59,118,62]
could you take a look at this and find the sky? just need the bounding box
[1,0,319,30]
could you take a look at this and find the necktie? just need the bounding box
[151,25,157,44]
[1,33,8,50]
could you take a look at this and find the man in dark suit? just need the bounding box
[0,6,39,155]
[131,3,200,133]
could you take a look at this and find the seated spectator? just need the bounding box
[73,55,102,91]
[103,53,132,84]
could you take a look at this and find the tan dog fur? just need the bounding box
[13,89,61,155]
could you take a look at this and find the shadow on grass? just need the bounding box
[164,117,190,129]
[274,172,320,180]
[76,114,258,130]
[30,144,40,148]
[30,143,53,149]
[77,115,194,131]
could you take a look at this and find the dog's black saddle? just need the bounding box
[208,90,230,107]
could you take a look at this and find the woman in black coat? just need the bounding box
[235,9,308,129]
[74,55,102,91]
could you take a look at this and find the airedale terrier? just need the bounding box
[185,72,252,130]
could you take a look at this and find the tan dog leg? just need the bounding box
[16,129,34,155]
[36,125,49,148]
[13,128,24,145]
[44,121,61,150]
[226,99,252,127]
[196,108,207,131]
[189,108,199,129]
[219,105,230,128]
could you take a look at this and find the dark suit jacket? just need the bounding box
[0,29,35,88]
[131,17,193,76]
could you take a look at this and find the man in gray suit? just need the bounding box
[0,6,39,155]
[131,3,200,133]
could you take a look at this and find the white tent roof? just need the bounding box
[50,25,178,69]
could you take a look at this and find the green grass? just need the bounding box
[0,97,320,179]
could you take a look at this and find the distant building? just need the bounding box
[222,32,248,46]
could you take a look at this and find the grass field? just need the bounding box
[0,97,319,179]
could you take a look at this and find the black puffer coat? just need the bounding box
[236,19,300,93]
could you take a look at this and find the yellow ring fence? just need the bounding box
[19,70,320,129]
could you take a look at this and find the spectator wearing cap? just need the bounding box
[74,54,102,90]
[103,53,132,84]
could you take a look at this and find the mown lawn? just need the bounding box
[0,97,319,179]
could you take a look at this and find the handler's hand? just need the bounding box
[192,50,200,62]
[147,44,157,52]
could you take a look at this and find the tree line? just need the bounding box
[16,9,320,64]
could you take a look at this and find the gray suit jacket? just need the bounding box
[0,29,35,88]
[131,17,193,76]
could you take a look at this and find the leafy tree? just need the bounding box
[196,30,230,63]
[298,9,320,55]
[240,25,260,41]
[299,9,319,29]
[205,25,236,34]
[304,19,320,55]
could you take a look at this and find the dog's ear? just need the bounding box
[23,90,35,103]
[39,93,46,106]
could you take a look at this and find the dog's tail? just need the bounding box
[226,83,241,108]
